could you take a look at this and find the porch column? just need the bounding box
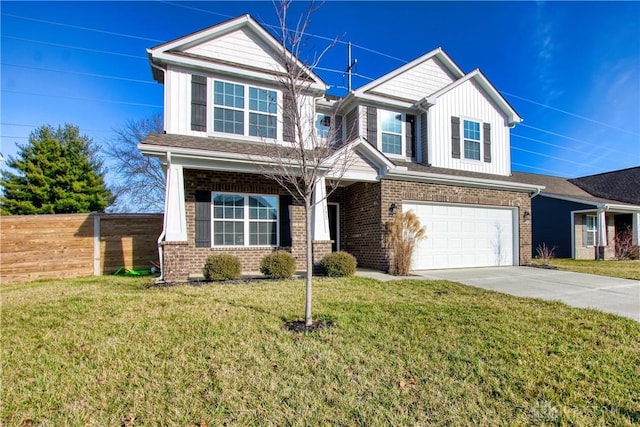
[633,212,640,246]
[596,209,607,259]
[311,176,330,241]
[164,163,187,242]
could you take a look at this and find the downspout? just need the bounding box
[157,151,172,282]
[150,60,167,281]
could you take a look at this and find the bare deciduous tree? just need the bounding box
[104,114,165,212]
[257,1,353,327]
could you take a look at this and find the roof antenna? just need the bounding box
[343,41,358,92]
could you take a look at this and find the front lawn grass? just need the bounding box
[2,276,639,425]
[533,258,640,280]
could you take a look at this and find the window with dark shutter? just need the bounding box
[483,123,492,163]
[420,112,428,164]
[195,191,211,247]
[191,75,207,132]
[334,115,343,147]
[367,107,377,146]
[279,195,292,247]
[451,116,461,159]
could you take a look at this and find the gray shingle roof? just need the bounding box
[569,167,640,205]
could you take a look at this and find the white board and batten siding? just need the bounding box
[404,202,518,270]
[367,57,456,102]
[428,79,511,176]
[184,27,286,75]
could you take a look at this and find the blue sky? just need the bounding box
[2,1,639,180]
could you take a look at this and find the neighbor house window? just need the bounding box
[585,214,597,246]
[315,114,331,139]
[213,80,278,138]
[212,193,278,247]
[380,110,403,155]
[463,119,481,160]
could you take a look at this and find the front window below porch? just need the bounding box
[212,193,278,247]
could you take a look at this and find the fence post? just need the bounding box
[93,214,101,276]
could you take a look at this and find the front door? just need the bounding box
[328,203,339,252]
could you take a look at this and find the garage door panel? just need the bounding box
[404,202,515,270]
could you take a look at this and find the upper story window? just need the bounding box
[315,114,331,139]
[379,110,404,156]
[463,120,481,160]
[212,79,278,138]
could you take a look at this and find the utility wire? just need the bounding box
[2,90,162,108]
[2,35,147,60]
[512,146,602,170]
[2,63,155,85]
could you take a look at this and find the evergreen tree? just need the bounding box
[0,124,112,215]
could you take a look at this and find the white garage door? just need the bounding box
[403,202,516,270]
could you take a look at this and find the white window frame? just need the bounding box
[461,118,482,162]
[211,192,279,248]
[315,113,331,141]
[378,109,405,158]
[209,77,281,141]
[584,214,597,247]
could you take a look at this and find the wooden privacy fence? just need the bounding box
[1,213,163,284]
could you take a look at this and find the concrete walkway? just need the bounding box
[357,266,640,322]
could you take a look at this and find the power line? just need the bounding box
[2,89,163,109]
[518,123,627,154]
[512,146,602,170]
[502,91,639,137]
[2,13,164,43]
[1,122,113,133]
[511,162,568,177]
[2,63,155,85]
[2,35,147,60]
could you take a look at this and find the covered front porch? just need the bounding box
[572,207,640,260]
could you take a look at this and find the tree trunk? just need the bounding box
[304,198,313,326]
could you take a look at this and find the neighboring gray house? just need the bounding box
[514,167,640,260]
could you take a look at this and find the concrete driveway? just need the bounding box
[414,266,640,322]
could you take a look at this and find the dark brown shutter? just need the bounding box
[406,114,416,158]
[420,112,429,165]
[195,191,211,247]
[333,115,343,146]
[283,92,295,142]
[483,122,492,163]
[279,195,292,247]
[346,108,358,142]
[451,116,461,159]
[191,75,207,132]
[367,107,377,146]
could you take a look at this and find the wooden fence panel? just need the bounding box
[0,213,163,284]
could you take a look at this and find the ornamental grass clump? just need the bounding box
[320,251,357,277]
[202,254,241,281]
[386,210,426,276]
[260,250,296,279]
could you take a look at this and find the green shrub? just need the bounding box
[202,254,241,281]
[260,250,296,279]
[320,251,357,277]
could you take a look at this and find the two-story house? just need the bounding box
[140,14,543,282]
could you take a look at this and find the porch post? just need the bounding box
[633,212,640,246]
[164,163,187,242]
[312,176,330,241]
[597,209,607,259]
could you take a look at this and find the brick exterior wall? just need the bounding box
[342,178,532,271]
[162,169,336,282]
[162,169,533,280]
[573,212,616,260]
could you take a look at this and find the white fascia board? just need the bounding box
[387,169,543,193]
[138,143,333,175]
[354,48,464,95]
[536,193,639,212]
[603,203,640,212]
